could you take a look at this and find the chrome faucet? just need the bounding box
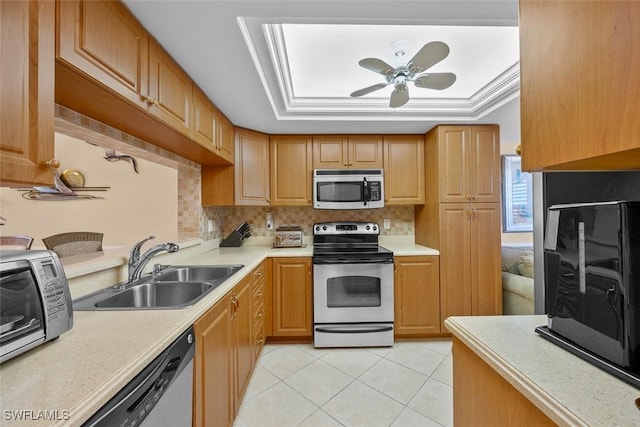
[128,235,179,282]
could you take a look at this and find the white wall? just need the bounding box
[0,133,178,248]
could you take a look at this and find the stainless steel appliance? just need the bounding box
[536,201,640,387]
[313,222,394,347]
[313,169,384,210]
[83,326,195,426]
[0,250,73,363]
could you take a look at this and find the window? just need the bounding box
[502,155,533,232]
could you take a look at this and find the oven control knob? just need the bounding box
[373,225,378,231]
[366,225,371,230]
[315,226,320,232]
[322,225,327,231]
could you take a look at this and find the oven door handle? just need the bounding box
[313,257,394,265]
[315,326,393,334]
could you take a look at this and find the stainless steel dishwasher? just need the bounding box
[83,327,195,427]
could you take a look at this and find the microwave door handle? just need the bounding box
[363,178,369,206]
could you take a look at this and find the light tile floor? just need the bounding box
[233,339,453,427]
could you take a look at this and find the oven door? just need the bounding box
[0,261,46,363]
[313,259,394,323]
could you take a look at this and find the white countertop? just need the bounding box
[0,241,435,426]
[445,315,640,427]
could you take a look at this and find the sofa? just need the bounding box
[502,245,535,315]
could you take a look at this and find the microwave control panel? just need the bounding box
[368,181,382,201]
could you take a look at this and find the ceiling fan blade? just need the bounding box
[414,73,457,90]
[389,85,409,108]
[358,58,396,76]
[407,41,450,74]
[350,82,389,97]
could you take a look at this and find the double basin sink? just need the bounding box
[73,265,244,310]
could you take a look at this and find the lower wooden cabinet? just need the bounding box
[452,337,556,426]
[194,274,256,427]
[194,293,233,427]
[271,257,313,337]
[394,256,441,336]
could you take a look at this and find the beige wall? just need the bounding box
[0,133,178,248]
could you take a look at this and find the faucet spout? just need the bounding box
[128,237,179,282]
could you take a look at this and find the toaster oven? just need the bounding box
[0,250,73,363]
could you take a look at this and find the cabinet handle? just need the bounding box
[254,269,263,277]
[142,95,157,106]
[256,290,263,298]
[46,159,60,170]
[256,337,265,345]
[471,194,477,200]
[256,309,264,318]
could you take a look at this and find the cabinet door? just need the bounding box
[56,0,148,110]
[194,293,233,427]
[235,128,270,206]
[270,135,313,206]
[148,40,192,136]
[233,277,254,415]
[1,0,54,186]
[192,85,216,150]
[469,126,500,203]
[216,110,235,164]
[348,135,383,168]
[439,204,473,330]
[470,203,502,316]
[394,256,440,336]
[383,135,425,204]
[272,257,312,337]
[437,127,469,203]
[251,262,266,361]
[313,136,348,169]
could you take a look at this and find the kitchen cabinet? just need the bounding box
[56,0,148,110]
[436,203,502,330]
[394,256,440,336]
[194,274,256,427]
[251,261,267,360]
[192,88,234,164]
[426,125,500,204]
[194,292,234,427]
[416,125,502,328]
[215,108,235,164]
[271,257,313,337]
[519,0,640,171]
[201,127,269,206]
[1,0,55,186]
[452,337,555,426]
[312,135,383,169]
[383,135,425,204]
[147,39,192,137]
[55,0,231,166]
[236,128,270,206]
[270,135,313,206]
[232,275,253,415]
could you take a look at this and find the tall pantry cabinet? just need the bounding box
[415,125,502,329]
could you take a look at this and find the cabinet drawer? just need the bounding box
[252,278,264,308]
[253,301,265,325]
[252,263,265,285]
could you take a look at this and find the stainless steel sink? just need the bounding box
[73,264,244,310]
[154,265,243,283]
[95,281,214,308]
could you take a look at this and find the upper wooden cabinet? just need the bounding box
[383,135,425,205]
[313,135,383,169]
[270,135,313,206]
[425,125,500,204]
[1,0,55,186]
[215,109,235,164]
[519,0,640,171]
[147,39,192,137]
[235,128,270,206]
[56,0,148,110]
[394,256,440,337]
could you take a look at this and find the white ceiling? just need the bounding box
[122,0,520,135]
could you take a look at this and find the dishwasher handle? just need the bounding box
[82,327,195,427]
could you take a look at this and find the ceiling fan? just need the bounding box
[350,40,457,108]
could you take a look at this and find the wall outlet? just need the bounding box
[266,212,273,230]
[383,218,391,229]
[207,219,213,233]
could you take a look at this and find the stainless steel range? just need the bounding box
[312,221,394,348]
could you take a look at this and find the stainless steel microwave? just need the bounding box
[313,169,384,209]
[0,250,73,363]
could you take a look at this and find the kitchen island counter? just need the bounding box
[445,315,640,426]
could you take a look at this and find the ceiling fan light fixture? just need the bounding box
[390,40,408,58]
